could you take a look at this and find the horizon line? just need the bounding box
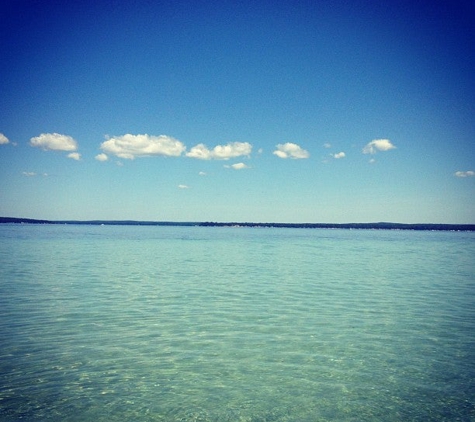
[1,217,474,231]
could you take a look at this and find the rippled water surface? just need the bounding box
[0,225,474,421]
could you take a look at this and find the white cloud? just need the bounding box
[0,133,9,144]
[185,144,210,160]
[273,143,309,159]
[100,134,185,159]
[198,171,206,176]
[22,171,36,176]
[369,158,376,164]
[455,170,475,178]
[186,142,252,160]
[362,139,396,154]
[30,133,77,151]
[333,152,345,159]
[95,153,108,162]
[225,162,249,170]
[67,152,81,161]
[178,184,190,189]
[323,143,331,148]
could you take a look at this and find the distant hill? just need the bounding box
[0,217,195,226]
[1,217,474,231]
[0,217,53,224]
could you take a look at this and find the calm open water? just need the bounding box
[0,224,474,421]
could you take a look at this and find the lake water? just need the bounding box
[0,224,474,421]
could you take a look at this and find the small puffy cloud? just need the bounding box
[30,133,77,151]
[22,171,36,176]
[186,141,252,160]
[225,162,249,170]
[178,184,190,189]
[100,134,185,159]
[323,142,331,148]
[185,144,211,160]
[455,170,475,178]
[273,142,309,159]
[0,133,9,144]
[198,171,206,176]
[363,139,396,154]
[333,152,345,159]
[67,152,81,161]
[231,162,249,170]
[95,153,108,162]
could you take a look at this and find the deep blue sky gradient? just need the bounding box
[1,0,474,222]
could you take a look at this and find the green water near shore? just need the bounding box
[1,225,474,421]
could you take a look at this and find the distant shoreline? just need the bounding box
[1,217,474,231]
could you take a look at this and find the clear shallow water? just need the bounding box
[0,225,474,421]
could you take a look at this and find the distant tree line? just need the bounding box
[2,217,474,231]
[198,221,475,231]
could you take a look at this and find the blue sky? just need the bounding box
[1,0,474,223]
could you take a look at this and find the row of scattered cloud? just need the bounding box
[2,132,309,163]
[3,132,472,178]
[1,132,399,161]
[97,134,400,162]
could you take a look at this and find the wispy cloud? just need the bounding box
[224,162,249,170]
[22,172,49,177]
[362,139,396,154]
[273,143,309,159]
[333,152,345,159]
[454,170,475,178]
[95,153,108,162]
[323,142,331,148]
[0,133,9,144]
[178,184,190,189]
[198,171,206,176]
[30,133,77,151]
[186,142,252,160]
[100,134,185,159]
[67,152,81,161]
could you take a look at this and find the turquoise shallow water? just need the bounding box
[0,225,474,421]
